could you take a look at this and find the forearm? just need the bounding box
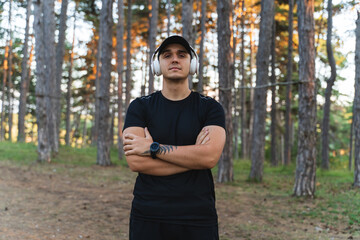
[156,144,221,170]
[125,155,190,176]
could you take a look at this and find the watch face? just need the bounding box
[150,142,160,152]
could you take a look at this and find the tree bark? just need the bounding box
[96,0,113,166]
[34,0,51,162]
[217,0,233,183]
[293,0,317,197]
[7,0,13,141]
[240,0,247,159]
[0,43,8,141]
[148,0,159,94]
[55,0,69,147]
[166,0,171,36]
[18,0,32,142]
[284,0,294,165]
[182,0,194,89]
[249,0,274,182]
[65,10,76,146]
[116,0,125,160]
[270,17,277,166]
[43,0,58,153]
[197,0,206,94]
[125,0,132,111]
[321,0,337,170]
[353,12,360,187]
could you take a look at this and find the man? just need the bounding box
[123,35,226,240]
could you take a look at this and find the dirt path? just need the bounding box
[0,162,356,240]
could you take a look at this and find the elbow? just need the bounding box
[125,156,140,172]
[204,156,219,169]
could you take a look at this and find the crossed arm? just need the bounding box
[123,126,226,176]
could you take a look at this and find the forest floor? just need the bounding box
[0,143,360,240]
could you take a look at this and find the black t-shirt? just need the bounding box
[123,91,225,226]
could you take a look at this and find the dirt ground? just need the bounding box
[0,161,357,240]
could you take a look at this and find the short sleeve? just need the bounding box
[123,98,146,131]
[204,99,226,130]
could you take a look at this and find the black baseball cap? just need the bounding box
[156,35,193,57]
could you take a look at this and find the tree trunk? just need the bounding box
[349,105,354,170]
[240,0,247,159]
[148,0,159,94]
[65,10,76,146]
[43,0,58,153]
[197,0,206,94]
[217,0,233,183]
[353,12,360,187]
[321,0,337,170]
[92,37,101,146]
[284,0,294,165]
[246,12,255,159]
[34,0,51,162]
[293,0,317,197]
[82,102,89,147]
[117,0,125,160]
[96,0,113,166]
[55,0,69,147]
[125,0,132,111]
[270,17,277,166]
[7,0,13,141]
[0,43,8,141]
[18,0,32,142]
[182,0,194,89]
[249,0,274,182]
[166,0,171,36]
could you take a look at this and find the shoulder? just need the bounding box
[129,91,160,108]
[193,92,223,110]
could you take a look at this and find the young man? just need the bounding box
[123,35,226,240]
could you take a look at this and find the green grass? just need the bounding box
[0,141,127,167]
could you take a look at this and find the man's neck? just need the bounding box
[161,78,191,101]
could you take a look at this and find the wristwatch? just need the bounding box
[150,142,160,159]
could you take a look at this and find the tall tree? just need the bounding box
[217,0,233,183]
[197,0,206,94]
[270,16,277,166]
[0,42,8,141]
[182,0,194,89]
[353,12,360,188]
[321,0,337,170]
[96,0,113,166]
[18,0,32,142]
[7,0,13,141]
[43,0,58,153]
[117,0,125,160]
[125,0,132,111]
[240,0,246,159]
[55,0,69,146]
[65,9,77,146]
[34,0,51,162]
[293,0,317,197]
[148,0,159,94]
[166,0,171,36]
[284,0,294,165]
[249,0,274,182]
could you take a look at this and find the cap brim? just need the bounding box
[157,35,193,56]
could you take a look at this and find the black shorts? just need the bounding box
[129,218,219,240]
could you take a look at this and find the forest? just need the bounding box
[0,0,360,238]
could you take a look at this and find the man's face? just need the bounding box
[159,43,191,81]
